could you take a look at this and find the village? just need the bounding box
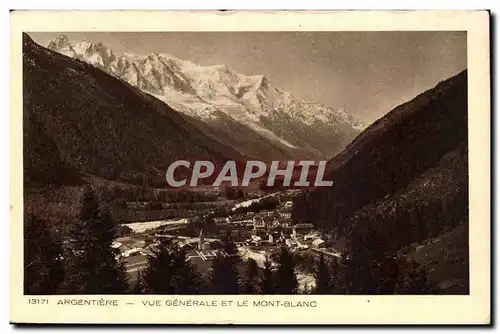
[111,189,343,290]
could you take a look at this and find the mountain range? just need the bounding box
[46,34,364,160]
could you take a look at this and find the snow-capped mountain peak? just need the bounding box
[47,35,75,58]
[47,36,365,158]
[48,34,71,49]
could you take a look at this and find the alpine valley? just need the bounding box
[23,32,469,296]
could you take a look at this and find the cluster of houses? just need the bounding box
[115,196,339,280]
[111,238,150,261]
[247,222,324,250]
[113,228,234,278]
[202,200,326,253]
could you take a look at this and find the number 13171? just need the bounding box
[28,298,48,305]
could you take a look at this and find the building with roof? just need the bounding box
[312,238,326,248]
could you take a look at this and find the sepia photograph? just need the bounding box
[10,10,490,324]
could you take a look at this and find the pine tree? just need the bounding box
[61,185,128,294]
[344,222,379,294]
[275,246,298,294]
[329,257,346,294]
[95,207,129,292]
[132,270,147,294]
[208,231,241,294]
[375,256,400,294]
[314,254,331,294]
[24,214,64,294]
[242,258,259,294]
[222,231,238,255]
[396,260,441,294]
[210,253,240,294]
[137,238,202,294]
[260,256,275,294]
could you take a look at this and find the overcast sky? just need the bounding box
[29,31,466,124]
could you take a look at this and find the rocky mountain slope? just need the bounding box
[293,70,468,293]
[46,34,364,159]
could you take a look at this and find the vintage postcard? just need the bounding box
[10,10,490,324]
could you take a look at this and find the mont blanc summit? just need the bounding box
[47,34,364,159]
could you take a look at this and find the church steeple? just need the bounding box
[198,228,204,250]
